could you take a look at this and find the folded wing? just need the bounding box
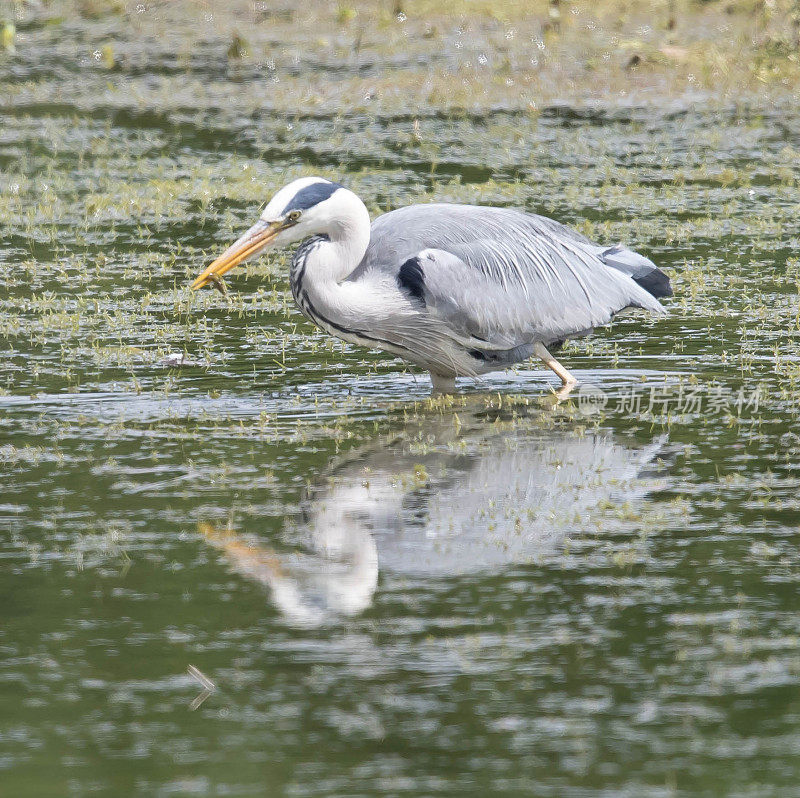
[357,204,668,352]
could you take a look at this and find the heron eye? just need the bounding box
[287,210,301,222]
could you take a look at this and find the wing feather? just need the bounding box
[352,204,666,350]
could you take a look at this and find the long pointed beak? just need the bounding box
[191,219,283,290]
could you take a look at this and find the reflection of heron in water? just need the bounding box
[200,415,666,626]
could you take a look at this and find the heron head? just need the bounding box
[191,177,349,290]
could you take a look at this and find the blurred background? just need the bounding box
[4,0,800,110]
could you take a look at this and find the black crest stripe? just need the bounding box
[281,181,342,215]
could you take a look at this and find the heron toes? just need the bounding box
[553,379,579,402]
[427,372,580,399]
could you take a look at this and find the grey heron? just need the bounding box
[191,177,672,393]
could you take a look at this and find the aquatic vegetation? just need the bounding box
[1,21,15,53]
[2,1,800,796]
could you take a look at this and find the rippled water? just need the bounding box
[3,6,800,796]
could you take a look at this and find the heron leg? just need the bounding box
[533,342,578,389]
[430,372,456,395]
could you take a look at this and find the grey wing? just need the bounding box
[358,204,667,351]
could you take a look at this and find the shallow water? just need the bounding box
[3,6,800,797]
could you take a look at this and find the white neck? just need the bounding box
[297,190,371,284]
[290,191,377,339]
[328,197,372,282]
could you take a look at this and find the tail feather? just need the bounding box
[600,244,673,299]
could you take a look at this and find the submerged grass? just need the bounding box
[3,3,800,796]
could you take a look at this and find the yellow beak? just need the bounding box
[191,219,283,290]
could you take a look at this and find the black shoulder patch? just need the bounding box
[398,256,426,302]
[281,181,342,215]
[633,268,673,299]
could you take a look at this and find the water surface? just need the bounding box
[3,7,800,796]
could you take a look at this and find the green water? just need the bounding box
[3,7,800,797]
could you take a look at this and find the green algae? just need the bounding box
[3,2,800,796]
